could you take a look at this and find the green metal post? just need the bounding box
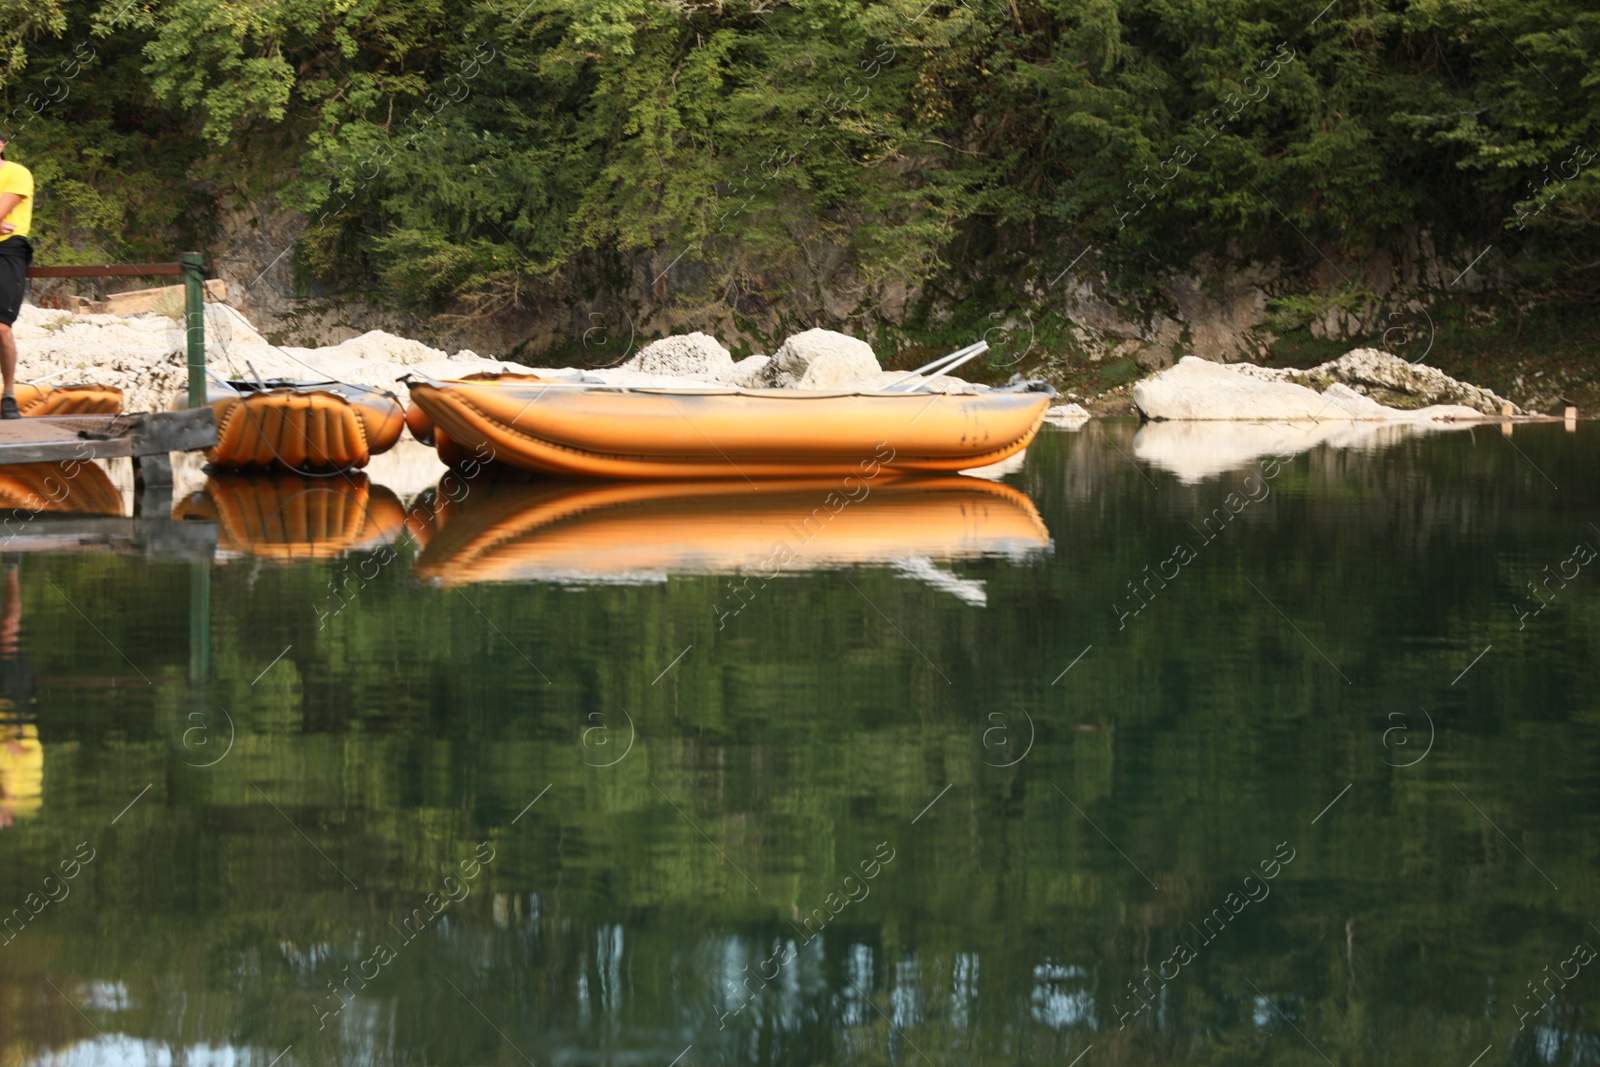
[182,251,206,409]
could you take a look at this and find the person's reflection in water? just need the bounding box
[0,554,39,828]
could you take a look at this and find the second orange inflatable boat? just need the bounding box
[406,378,1050,479]
[204,380,405,471]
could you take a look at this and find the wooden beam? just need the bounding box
[88,278,227,316]
[0,408,216,465]
[120,408,218,455]
[26,263,185,278]
[135,451,173,488]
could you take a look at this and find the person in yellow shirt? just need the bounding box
[0,135,34,420]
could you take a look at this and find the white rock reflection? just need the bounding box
[1133,419,1467,484]
[708,930,826,1034]
[950,951,980,1030]
[597,924,624,1027]
[891,954,921,1029]
[76,981,133,1012]
[841,942,874,1027]
[35,1037,253,1067]
[1030,960,1096,1029]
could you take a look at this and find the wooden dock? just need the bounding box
[3,255,223,554]
[0,407,215,481]
[0,407,218,543]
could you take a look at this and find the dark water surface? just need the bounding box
[2,420,1598,1067]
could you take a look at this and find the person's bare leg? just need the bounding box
[0,323,13,394]
[1,565,20,661]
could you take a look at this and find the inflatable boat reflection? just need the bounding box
[412,476,1051,585]
[0,461,123,518]
[176,473,405,560]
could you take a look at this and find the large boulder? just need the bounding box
[624,332,736,382]
[1134,357,1484,421]
[316,329,446,366]
[728,354,770,388]
[797,351,882,389]
[1044,403,1090,427]
[762,329,879,388]
[1295,348,1518,415]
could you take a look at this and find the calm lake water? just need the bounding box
[1,420,1597,1067]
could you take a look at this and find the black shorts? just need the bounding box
[0,237,32,327]
[0,651,32,719]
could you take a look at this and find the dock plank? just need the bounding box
[0,408,216,464]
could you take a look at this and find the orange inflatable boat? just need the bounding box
[410,475,1051,584]
[403,372,535,468]
[13,381,123,416]
[405,378,1050,479]
[203,380,405,471]
[175,472,405,560]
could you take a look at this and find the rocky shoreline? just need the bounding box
[11,302,1548,427]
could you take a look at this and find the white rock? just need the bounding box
[1136,358,1347,420]
[326,330,450,366]
[853,370,987,395]
[10,301,541,414]
[1230,348,1516,415]
[728,355,770,388]
[1044,403,1090,427]
[1308,348,1517,415]
[797,350,884,389]
[203,303,269,347]
[1133,357,1485,422]
[624,332,736,382]
[765,328,878,387]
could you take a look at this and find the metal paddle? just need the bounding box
[877,340,989,392]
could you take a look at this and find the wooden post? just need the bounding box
[133,452,174,520]
[182,252,207,409]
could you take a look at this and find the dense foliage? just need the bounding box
[0,0,1597,326]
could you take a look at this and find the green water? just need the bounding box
[1,421,1598,1067]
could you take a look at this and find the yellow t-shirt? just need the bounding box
[0,723,42,822]
[0,161,33,239]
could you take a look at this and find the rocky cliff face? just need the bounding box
[205,196,503,353]
[1043,232,1497,376]
[193,196,1509,389]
